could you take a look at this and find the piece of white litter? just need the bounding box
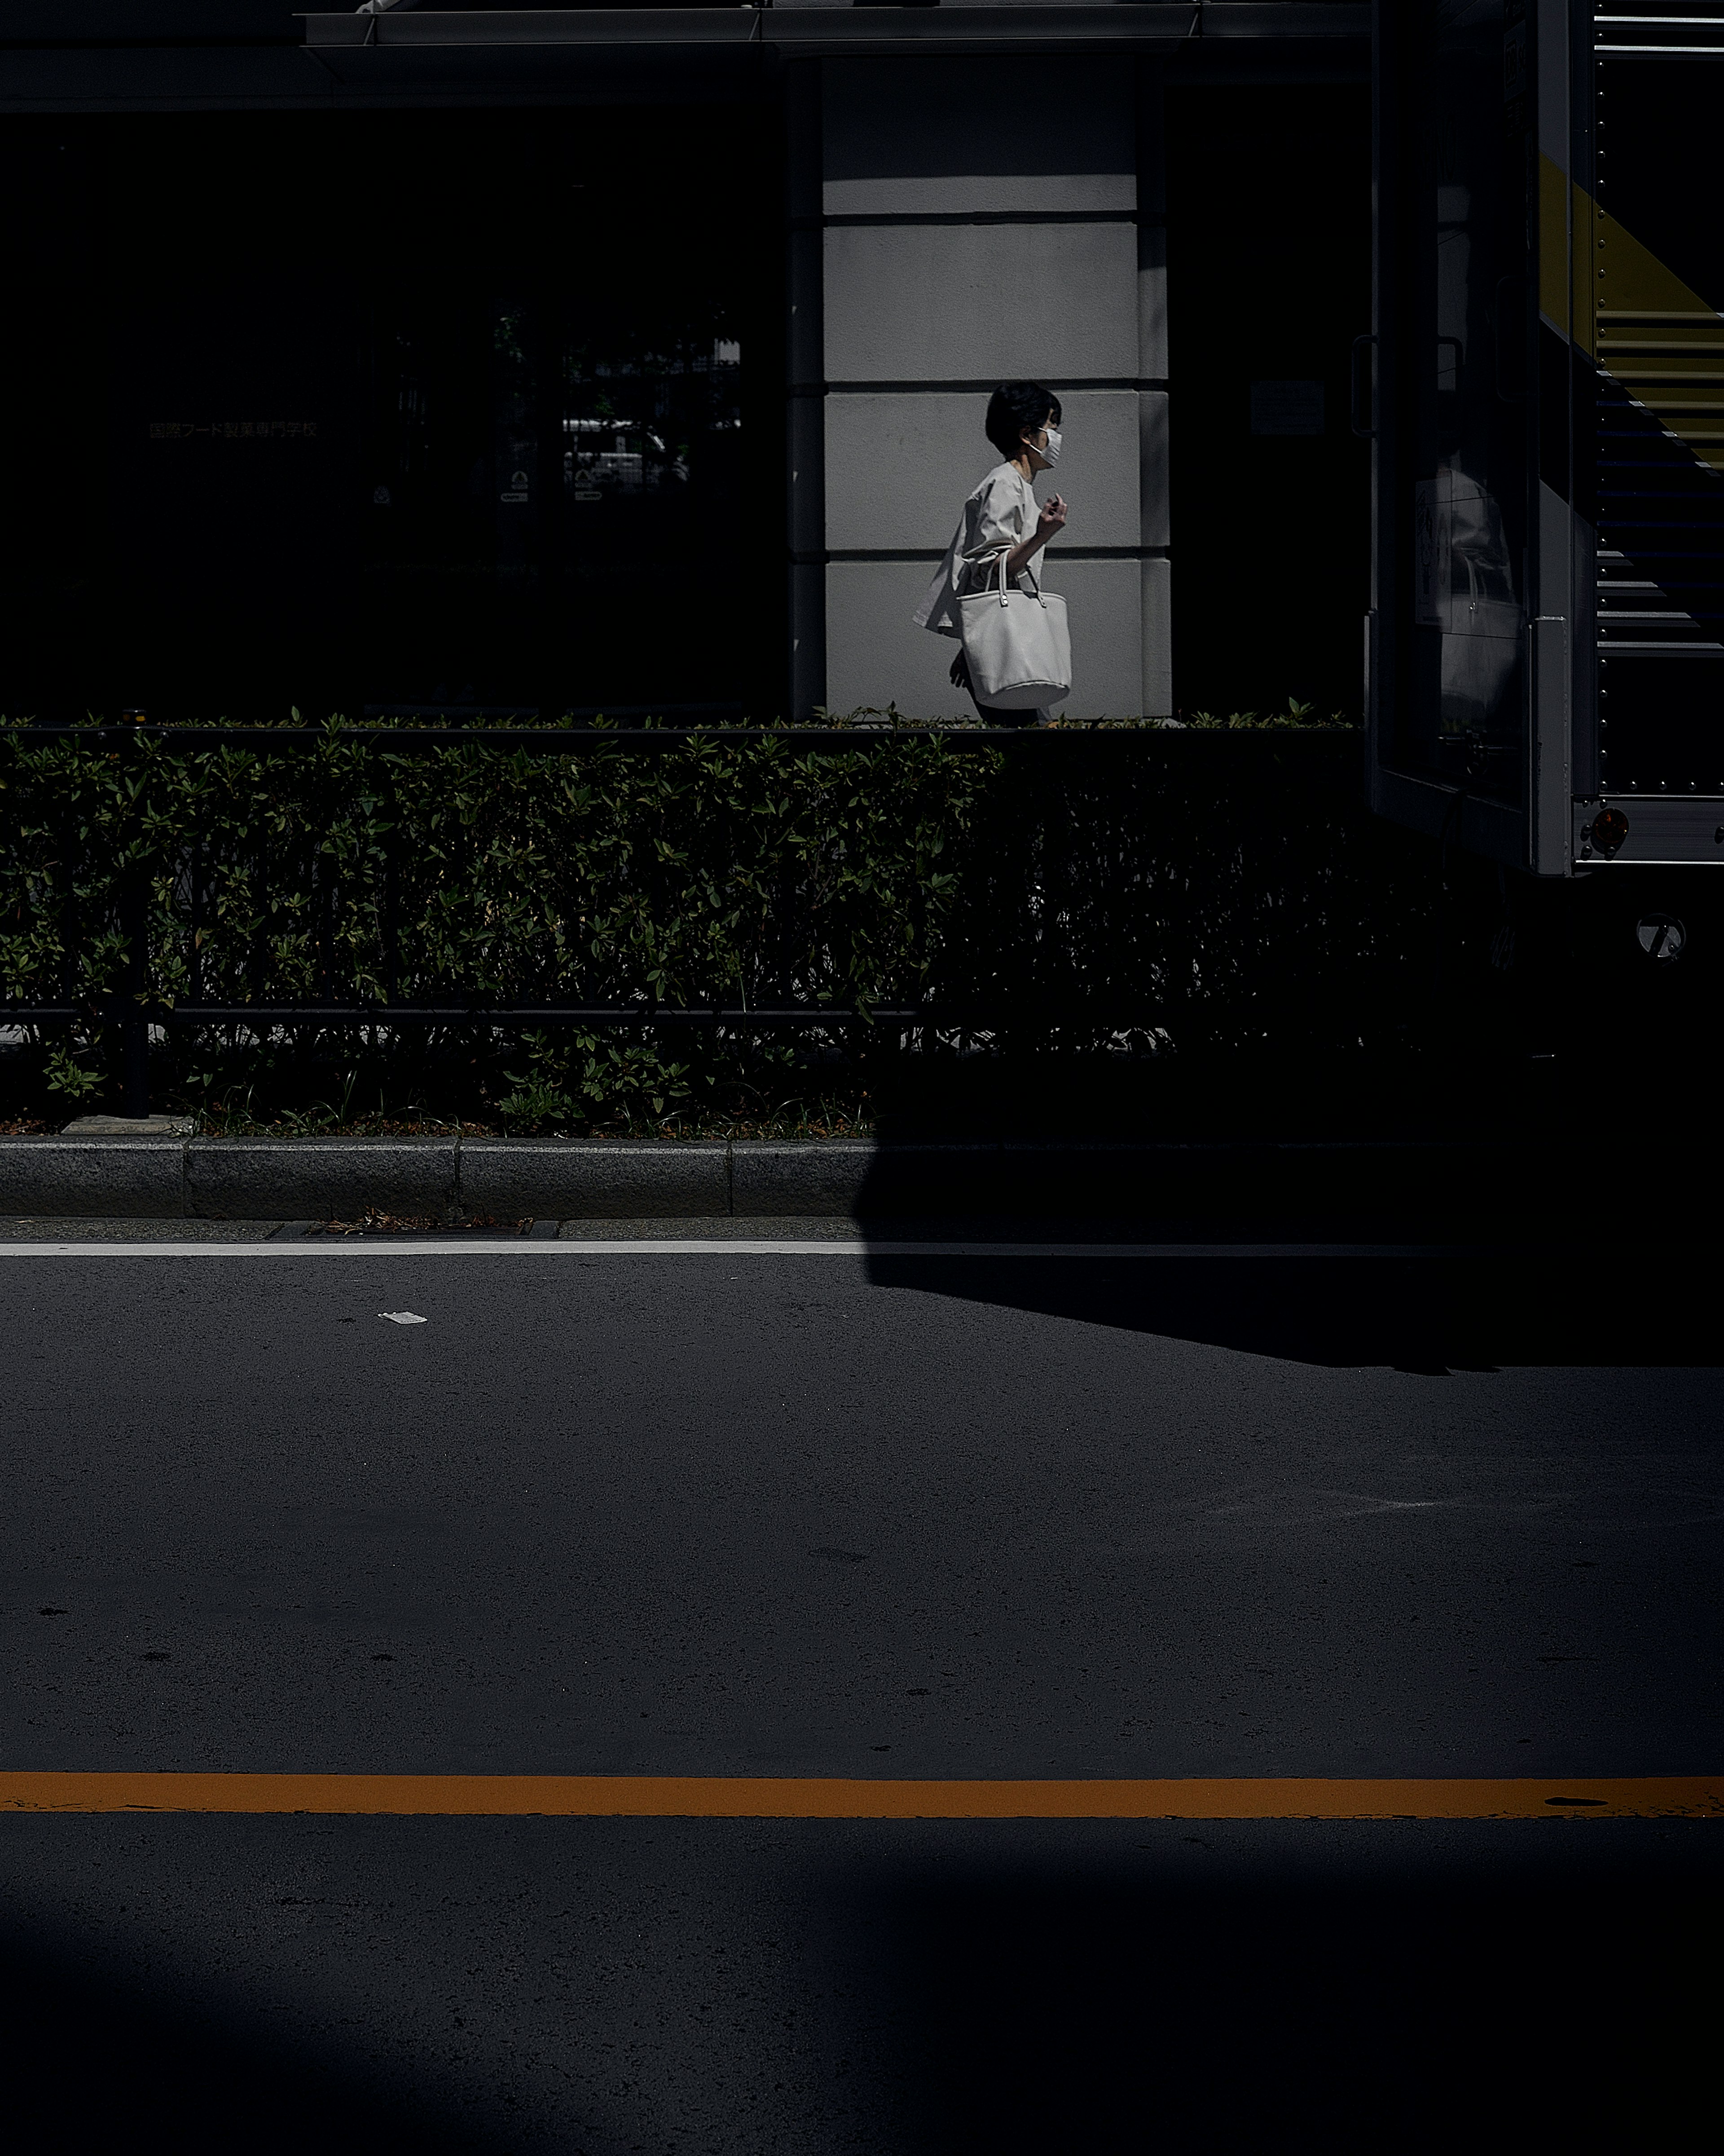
[379,1311,427,1325]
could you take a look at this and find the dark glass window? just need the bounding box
[0,108,781,720]
[1397,0,1532,799]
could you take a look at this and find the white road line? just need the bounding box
[0,1239,1438,1260]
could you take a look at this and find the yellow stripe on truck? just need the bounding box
[1542,153,1724,472]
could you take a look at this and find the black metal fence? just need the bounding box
[0,724,1434,1118]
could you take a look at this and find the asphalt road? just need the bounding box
[1,1229,1720,2151]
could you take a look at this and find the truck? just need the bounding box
[1366,0,1724,986]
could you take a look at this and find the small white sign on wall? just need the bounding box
[1249,380,1325,436]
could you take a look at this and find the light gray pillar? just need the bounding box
[1138,59,1172,717]
[785,59,826,723]
[817,55,1170,721]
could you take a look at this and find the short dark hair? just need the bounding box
[985,382,1061,460]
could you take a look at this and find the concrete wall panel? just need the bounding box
[1137,218,1168,379]
[1142,555,1172,718]
[822,57,1135,216]
[823,223,1141,383]
[1138,389,1169,551]
[811,51,1166,720]
[827,556,1146,723]
[824,388,1142,552]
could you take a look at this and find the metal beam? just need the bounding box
[299,5,1368,61]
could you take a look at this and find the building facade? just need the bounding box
[0,3,1369,722]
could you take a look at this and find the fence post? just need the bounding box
[188,820,203,1005]
[119,866,150,1118]
[383,773,400,1008]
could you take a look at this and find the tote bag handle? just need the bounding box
[991,545,1047,609]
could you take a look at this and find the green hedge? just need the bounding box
[0,727,999,1122]
[0,725,1432,1128]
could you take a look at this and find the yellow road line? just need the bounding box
[0,1774,1717,1819]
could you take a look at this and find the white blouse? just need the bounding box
[913,461,1044,638]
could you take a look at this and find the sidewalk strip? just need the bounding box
[0,1240,1437,1261]
[0,1774,1715,1818]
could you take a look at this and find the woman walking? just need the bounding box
[913,382,1069,724]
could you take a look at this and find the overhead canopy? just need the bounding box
[299,4,1369,71]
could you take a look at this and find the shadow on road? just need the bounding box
[2,1828,1719,2153]
[860,1248,1724,1370]
[0,1917,526,2156]
[871,1846,1721,2153]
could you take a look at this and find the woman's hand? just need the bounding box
[1004,494,1069,582]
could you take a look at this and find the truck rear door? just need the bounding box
[1368,1,1724,873]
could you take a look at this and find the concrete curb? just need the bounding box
[0,1136,185,1220]
[461,1139,729,1221]
[0,1133,1561,1223]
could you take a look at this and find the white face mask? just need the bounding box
[1031,425,1063,468]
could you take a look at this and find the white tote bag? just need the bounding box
[957,550,1072,710]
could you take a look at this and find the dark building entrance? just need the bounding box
[0,106,780,721]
